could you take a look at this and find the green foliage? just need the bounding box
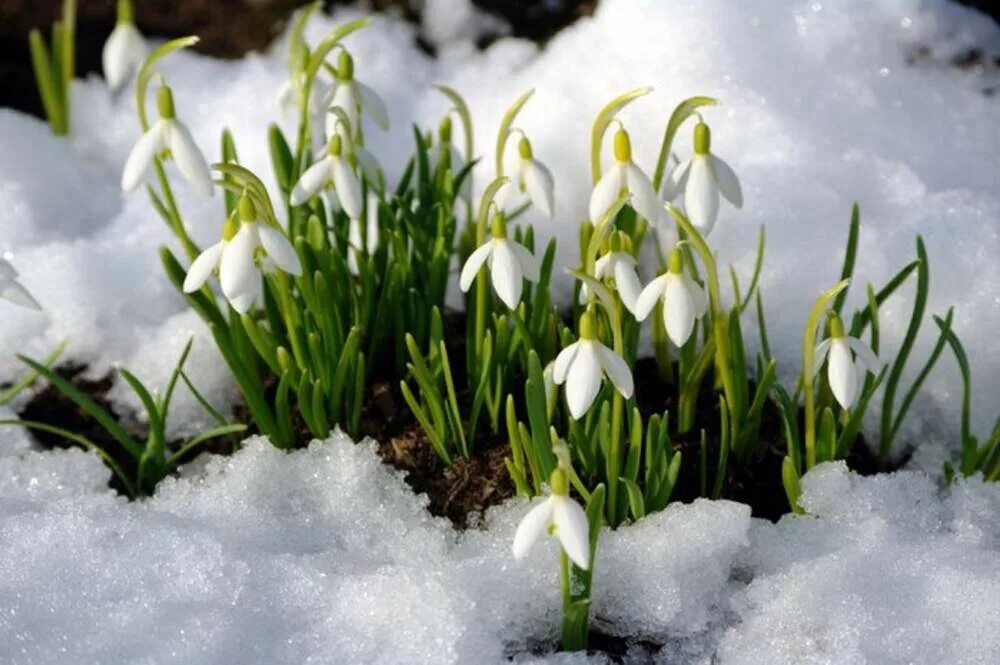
[29,0,75,135]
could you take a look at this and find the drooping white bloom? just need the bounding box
[589,127,661,224]
[459,212,540,310]
[513,136,554,218]
[323,50,389,137]
[277,72,331,120]
[289,134,362,218]
[183,195,302,314]
[662,121,743,235]
[813,314,879,409]
[592,233,642,315]
[512,468,591,570]
[0,258,41,310]
[102,2,146,92]
[347,192,380,275]
[634,247,708,347]
[553,310,634,419]
[121,86,213,196]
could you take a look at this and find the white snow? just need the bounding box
[1,0,999,662]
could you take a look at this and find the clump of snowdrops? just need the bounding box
[9,2,991,653]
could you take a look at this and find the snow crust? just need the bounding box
[1,0,999,662]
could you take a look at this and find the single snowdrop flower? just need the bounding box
[553,310,634,419]
[290,134,363,218]
[121,85,213,196]
[661,120,743,235]
[183,194,302,313]
[347,192,380,275]
[813,312,879,409]
[277,71,332,120]
[435,116,471,199]
[592,231,642,314]
[459,212,539,310]
[513,136,554,218]
[634,247,708,347]
[512,467,591,570]
[0,258,41,310]
[324,50,389,137]
[102,0,146,92]
[589,127,661,224]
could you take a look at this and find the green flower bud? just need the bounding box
[549,467,569,496]
[222,215,239,241]
[277,346,294,373]
[609,230,624,253]
[579,309,597,340]
[667,247,684,274]
[336,50,354,81]
[828,311,846,339]
[490,211,507,239]
[518,136,533,161]
[327,134,343,157]
[237,194,256,222]
[157,85,176,120]
[694,122,711,156]
[613,127,632,163]
[117,0,134,25]
[438,116,452,145]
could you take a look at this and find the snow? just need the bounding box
[0,0,999,662]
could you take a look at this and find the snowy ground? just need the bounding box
[1,0,999,663]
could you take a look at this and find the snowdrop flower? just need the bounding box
[121,85,213,196]
[589,127,661,224]
[553,310,634,419]
[513,136,554,218]
[0,258,40,310]
[102,0,146,92]
[459,212,540,310]
[661,121,743,235]
[324,50,389,137]
[634,247,707,347]
[347,192,380,275]
[592,232,642,314]
[290,134,362,218]
[512,467,590,570]
[814,313,879,409]
[183,195,302,314]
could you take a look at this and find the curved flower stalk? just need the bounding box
[592,231,642,315]
[102,0,146,92]
[662,120,742,235]
[814,312,879,409]
[635,246,707,347]
[121,85,213,196]
[459,211,539,309]
[513,135,554,218]
[553,309,634,419]
[0,258,41,310]
[589,127,661,224]
[512,467,590,570]
[323,50,389,137]
[290,134,362,218]
[183,194,301,313]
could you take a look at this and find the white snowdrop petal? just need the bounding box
[331,157,363,219]
[684,155,721,235]
[168,121,214,197]
[612,258,643,315]
[634,275,669,322]
[711,154,744,208]
[812,338,833,378]
[847,337,880,372]
[121,123,165,192]
[664,274,698,347]
[552,497,591,570]
[490,241,524,310]
[626,163,663,224]
[103,24,145,91]
[0,258,18,280]
[589,164,624,223]
[356,81,390,131]
[596,344,634,399]
[355,145,381,184]
[565,343,603,419]
[219,224,259,301]
[182,242,224,293]
[686,276,709,318]
[552,342,579,385]
[290,159,332,206]
[522,160,555,218]
[510,242,540,283]
[459,242,494,292]
[0,281,41,310]
[257,225,302,276]
[827,339,858,408]
[594,254,611,279]
[661,158,691,201]
[329,83,359,134]
[365,192,380,250]
[512,500,553,560]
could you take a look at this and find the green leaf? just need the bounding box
[136,36,200,130]
[0,339,67,406]
[651,95,718,189]
[590,87,653,183]
[832,203,860,315]
[782,456,804,514]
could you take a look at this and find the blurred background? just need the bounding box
[0,0,598,118]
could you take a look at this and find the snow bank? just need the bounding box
[1,436,998,664]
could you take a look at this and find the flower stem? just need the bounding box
[154,158,199,260]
